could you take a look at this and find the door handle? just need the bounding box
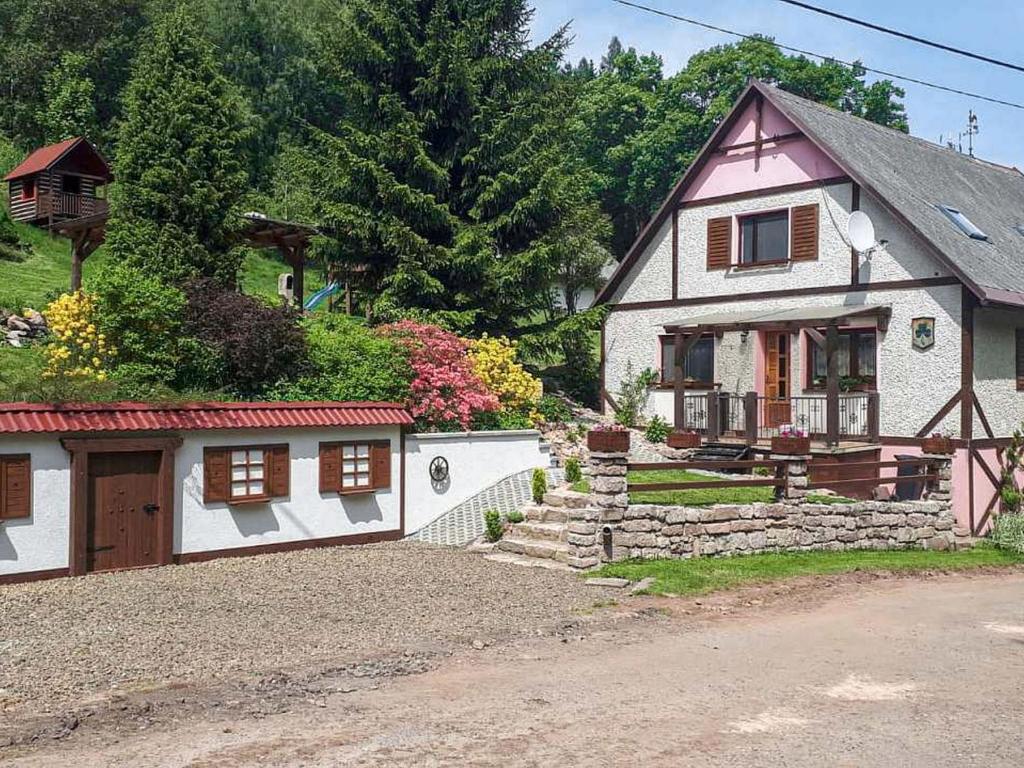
[143,503,159,515]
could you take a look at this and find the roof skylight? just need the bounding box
[936,204,988,241]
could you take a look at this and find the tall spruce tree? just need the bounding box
[105,5,250,285]
[290,0,609,333]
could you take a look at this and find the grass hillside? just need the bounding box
[0,218,322,311]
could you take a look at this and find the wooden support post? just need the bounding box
[706,390,720,442]
[867,391,880,443]
[673,332,685,429]
[826,324,840,446]
[70,245,83,291]
[291,244,305,310]
[744,391,759,444]
[850,182,861,285]
[960,286,975,441]
[345,282,353,315]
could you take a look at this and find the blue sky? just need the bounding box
[531,0,1024,168]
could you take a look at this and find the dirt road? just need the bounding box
[5,572,1024,767]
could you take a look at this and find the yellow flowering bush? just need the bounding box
[469,335,542,413]
[43,291,116,383]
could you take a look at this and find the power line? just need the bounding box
[610,0,1024,111]
[775,0,1024,75]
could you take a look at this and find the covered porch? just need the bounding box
[664,304,891,447]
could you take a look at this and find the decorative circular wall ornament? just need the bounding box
[429,456,450,483]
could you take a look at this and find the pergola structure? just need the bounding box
[664,304,892,446]
[238,213,320,308]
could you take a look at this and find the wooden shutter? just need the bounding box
[706,217,732,270]
[0,455,31,520]
[371,442,392,490]
[790,204,819,261]
[203,448,230,504]
[267,444,290,498]
[319,442,342,493]
[1017,329,1024,391]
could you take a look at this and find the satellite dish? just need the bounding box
[847,211,876,253]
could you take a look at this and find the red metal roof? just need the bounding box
[3,137,111,181]
[0,401,413,434]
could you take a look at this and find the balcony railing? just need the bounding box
[675,390,880,444]
[37,192,109,219]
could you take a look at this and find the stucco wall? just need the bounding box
[973,306,1024,437]
[404,430,549,535]
[606,284,963,438]
[175,426,402,555]
[0,436,71,576]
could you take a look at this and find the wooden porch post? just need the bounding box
[673,332,685,429]
[867,391,880,443]
[744,391,759,444]
[826,324,840,446]
[706,390,720,442]
[70,247,83,291]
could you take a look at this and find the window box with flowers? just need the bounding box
[667,430,701,449]
[588,424,630,453]
[771,426,810,455]
[921,433,955,455]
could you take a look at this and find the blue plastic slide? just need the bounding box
[304,282,343,311]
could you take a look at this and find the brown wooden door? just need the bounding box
[764,332,792,428]
[86,451,162,573]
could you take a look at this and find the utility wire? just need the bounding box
[775,0,1024,75]
[611,0,1024,111]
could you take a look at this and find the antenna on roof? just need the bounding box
[966,110,979,157]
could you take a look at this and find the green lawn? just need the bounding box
[593,545,1024,596]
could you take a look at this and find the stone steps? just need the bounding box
[496,536,570,563]
[482,551,571,571]
[508,521,567,542]
[523,504,569,524]
[542,489,591,508]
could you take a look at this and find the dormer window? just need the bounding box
[936,204,988,241]
[739,210,789,265]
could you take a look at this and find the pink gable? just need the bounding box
[682,100,844,203]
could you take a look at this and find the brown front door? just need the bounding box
[86,451,162,572]
[764,332,792,428]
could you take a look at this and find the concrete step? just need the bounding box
[542,489,590,508]
[483,551,571,571]
[496,536,569,562]
[523,505,569,524]
[508,521,566,543]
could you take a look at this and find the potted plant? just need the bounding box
[922,431,955,455]
[771,425,810,455]
[587,423,631,453]
[667,429,701,449]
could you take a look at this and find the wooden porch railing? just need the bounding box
[37,192,109,219]
[674,390,880,445]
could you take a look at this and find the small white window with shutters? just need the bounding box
[231,449,266,500]
[341,444,372,491]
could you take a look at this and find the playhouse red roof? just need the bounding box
[3,137,111,181]
[0,401,413,433]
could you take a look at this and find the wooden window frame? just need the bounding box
[205,444,289,506]
[738,208,790,267]
[228,447,271,504]
[320,440,391,495]
[22,178,36,201]
[0,454,31,520]
[805,328,878,392]
[658,334,716,388]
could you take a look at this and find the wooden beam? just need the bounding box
[850,182,861,285]
[804,327,826,349]
[673,332,685,429]
[671,208,679,300]
[972,390,994,439]
[961,285,975,440]
[826,325,840,446]
[916,390,961,438]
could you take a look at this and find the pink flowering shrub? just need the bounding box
[378,320,499,431]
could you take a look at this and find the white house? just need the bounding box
[0,400,549,584]
[598,80,1024,535]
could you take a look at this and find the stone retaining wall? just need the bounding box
[566,450,967,570]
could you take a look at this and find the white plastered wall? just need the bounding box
[404,430,549,535]
[0,435,71,576]
[175,425,402,555]
[974,306,1024,437]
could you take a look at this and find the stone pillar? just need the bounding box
[771,452,811,500]
[923,454,953,502]
[575,449,629,565]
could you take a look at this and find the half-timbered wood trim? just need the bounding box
[671,208,679,299]
[850,182,861,284]
[915,390,962,438]
[961,286,975,440]
[1016,328,1024,391]
[61,436,181,577]
[972,391,995,440]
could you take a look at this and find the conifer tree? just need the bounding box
[37,52,98,143]
[105,5,250,285]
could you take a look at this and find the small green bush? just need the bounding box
[644,414,670,443]
[564,457,582,484]
[472,408,534,431]
[484,509,504,542]
[506,509,524,524]
[991,513,1024,554]
[531,468,548,503]
[613,361,657,427]
[536,394,572,424]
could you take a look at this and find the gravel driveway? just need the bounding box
[0,542,606,712]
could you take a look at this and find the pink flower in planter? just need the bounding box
[378,320,499,431]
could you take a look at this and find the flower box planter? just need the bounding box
[921,436,955,455]
[587,428,630,453]
[771,435,811,455]
[667,431,701,449]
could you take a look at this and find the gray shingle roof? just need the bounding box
[764,83,1024,303]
